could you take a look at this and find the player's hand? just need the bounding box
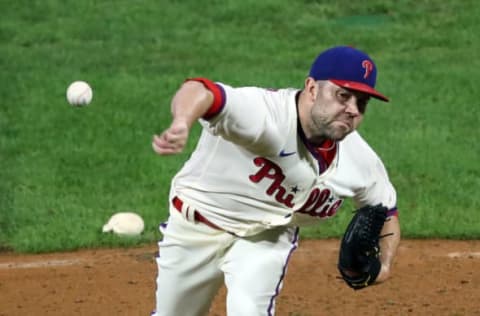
[152,120,189,155]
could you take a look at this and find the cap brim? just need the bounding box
[330,79,389,102]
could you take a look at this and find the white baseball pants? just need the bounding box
[152,208,299,316]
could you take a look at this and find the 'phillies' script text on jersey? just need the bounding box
[249,157,343,218]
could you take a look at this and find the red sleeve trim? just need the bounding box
[387,207,399,218]
[186,77,226,120]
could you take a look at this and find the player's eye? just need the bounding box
[336,89,369,114]
[336,90,351,103]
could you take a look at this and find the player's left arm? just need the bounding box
[375,213,401,283]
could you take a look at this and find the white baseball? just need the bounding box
[66,81,93,106]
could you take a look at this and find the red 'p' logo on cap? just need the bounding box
[362,60,373,79]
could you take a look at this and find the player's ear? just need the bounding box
[304,77,319,103]
[305,77,323,103]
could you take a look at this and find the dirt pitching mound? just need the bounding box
[1,239,479,315]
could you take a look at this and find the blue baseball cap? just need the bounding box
[309,46,389,102]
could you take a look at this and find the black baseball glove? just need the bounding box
[337,204,388,290]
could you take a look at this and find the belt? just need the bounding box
[172,196,222,231]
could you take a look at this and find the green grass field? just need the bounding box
[1,0,479,252]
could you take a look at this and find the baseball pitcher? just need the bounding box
[151,46,401,316]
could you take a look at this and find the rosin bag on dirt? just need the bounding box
[102,212,145,236]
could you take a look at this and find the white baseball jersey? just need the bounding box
[170,80,397,237]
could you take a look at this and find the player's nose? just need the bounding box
[344,98,360,116]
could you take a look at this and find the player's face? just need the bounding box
[307,81,369,144]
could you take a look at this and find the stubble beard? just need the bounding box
[328,121,353,140]
[309,115,351,145]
